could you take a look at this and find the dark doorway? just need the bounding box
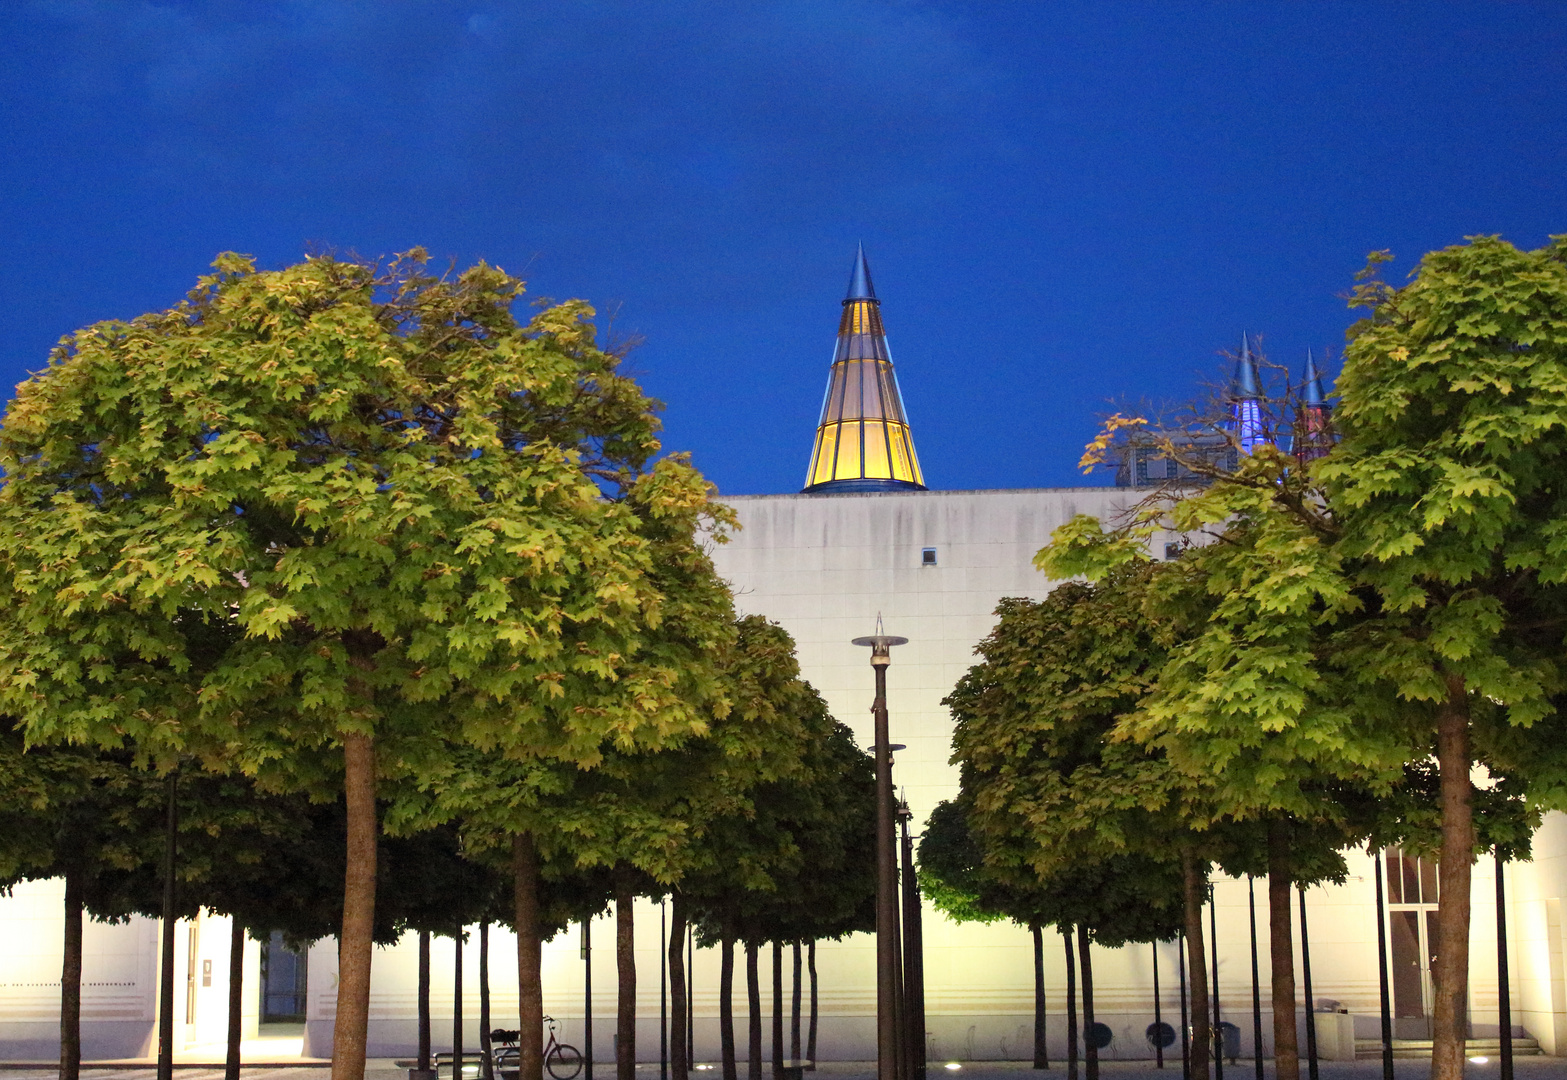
[260,931,308,1023]
[1384,849,1439,1039]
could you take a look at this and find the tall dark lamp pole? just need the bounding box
[898,798,926,1080]
[158,770,178,1080]
[852,622,907,1080]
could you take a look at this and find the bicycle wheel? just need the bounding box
[545,1043,583,1080]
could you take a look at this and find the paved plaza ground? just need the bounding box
[4,1061,1567,1080]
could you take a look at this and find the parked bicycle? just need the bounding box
[490,1017,583,1080]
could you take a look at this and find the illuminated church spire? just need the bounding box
[1229,332,1268,454]
[802,246,927,493]
[1294,349,1334,462]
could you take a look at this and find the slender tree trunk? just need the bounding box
[1184,855,1211,1080]
[1179,932,1190,1080]
[772,941,784,1078]
[1496,852,1513,1080]
[1063,928,1078,1080]
[1210,896,1222,1080]
[1432,677,1474,1080]
[419,931,432,1073]
[662,906,669,1080]
[454,926,465,1080]
[1267,823,1299,1080]
[1032,924,1048,1069]
[1247,882,1262,1080]
[158,774,177,1080]
[1298,889,1317,1080]
[60,865,83,1080]
[616,870,637,1080]
[806,941,818,1069]
[515,834,544,1080]
[1373,854,1394,1080]
[746,943,762,1080]
[1153,943,1164,1070]
[791,942,802,1064]
[481,922,494,1080]
[671,897,689,1080]
[721,930,737,1080]
[226,919,245,1080]
[585,919,594,1080]
[1077,927,1096,1080]
[688,928,695,1070]
[333,730,378,1080]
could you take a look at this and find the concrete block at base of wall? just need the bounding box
[0,1021,154,1061]
[1312,1012,1356,1062]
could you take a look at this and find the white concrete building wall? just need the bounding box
[0,879,157,1059]
[0,888,263,1062]
[703,488,1545,1060]
[7,485,1566,1060]
[1508,813,1567,1052]
[711,488,1149,826]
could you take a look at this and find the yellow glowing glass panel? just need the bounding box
[840,362,862,418]
[822,364,848,424]
[805,429,825,488]
[835,421,861,478]
[813,426,838,486]
[877,363,904,424]
[888,425,914,483]
[909,432,925,486]
[860,361,885,419]
[863,420,892,479]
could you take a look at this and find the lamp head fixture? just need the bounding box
[852,613,907,666]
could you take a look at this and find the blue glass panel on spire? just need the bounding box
[1229,332,1268,455]
[803,247,927,493]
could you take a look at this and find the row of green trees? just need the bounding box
[0,251,872,1080]
[920,235,1566,1080]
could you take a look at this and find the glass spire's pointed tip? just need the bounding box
[1302,349,1328,406]
[1232,332,1261,399]
[846,243,876,302]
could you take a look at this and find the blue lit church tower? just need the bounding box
[1230,332,1268,454]
[803,246,927,493]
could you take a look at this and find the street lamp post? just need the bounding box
[852,622,907,1080]
[898,798,926,1080]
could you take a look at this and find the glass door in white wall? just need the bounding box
[1385,848,1439,1039]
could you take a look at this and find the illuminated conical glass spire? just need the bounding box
[803,246,927,493]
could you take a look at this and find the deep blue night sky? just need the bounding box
[2,2,1564,494]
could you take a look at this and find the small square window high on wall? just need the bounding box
[921,547,938,566]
